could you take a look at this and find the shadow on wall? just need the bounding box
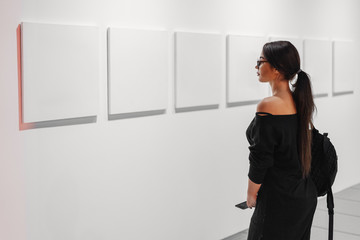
[175,104,219,113]
[19,117,97,130]
[108,110,166,120]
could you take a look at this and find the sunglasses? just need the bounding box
[256,59,268,68]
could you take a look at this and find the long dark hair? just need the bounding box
[263,41,315,177]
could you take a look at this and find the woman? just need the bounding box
[246,41,317,240]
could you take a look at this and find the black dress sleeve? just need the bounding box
[247,116,277,184]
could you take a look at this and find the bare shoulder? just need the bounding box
[256,96,283,114]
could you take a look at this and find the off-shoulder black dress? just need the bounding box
[246,112,317,240]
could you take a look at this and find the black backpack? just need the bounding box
[310,127,338,240]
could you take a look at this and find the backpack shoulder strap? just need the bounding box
[327,187,334,240]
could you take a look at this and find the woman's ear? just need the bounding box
[272,68,279,77]
[273,68,282,81]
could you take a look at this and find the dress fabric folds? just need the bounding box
[246,113,317,240]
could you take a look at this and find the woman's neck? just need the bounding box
[270,79,291,96]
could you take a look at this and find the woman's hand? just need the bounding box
[247,194,257,209]
[247,178,261,209]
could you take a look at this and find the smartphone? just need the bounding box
[235,201,248,210]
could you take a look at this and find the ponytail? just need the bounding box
[292,70,315,177]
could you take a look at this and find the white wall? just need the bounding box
[0,0,25,240]
[1,0,360,239]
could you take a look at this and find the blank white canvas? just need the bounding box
[303,39,332,96]
[175,32,223,109]
[227,35,269,103]
[270,37,304,66]
[108,28,169,115]
[333,41,356,93]
[21,22,99,123]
